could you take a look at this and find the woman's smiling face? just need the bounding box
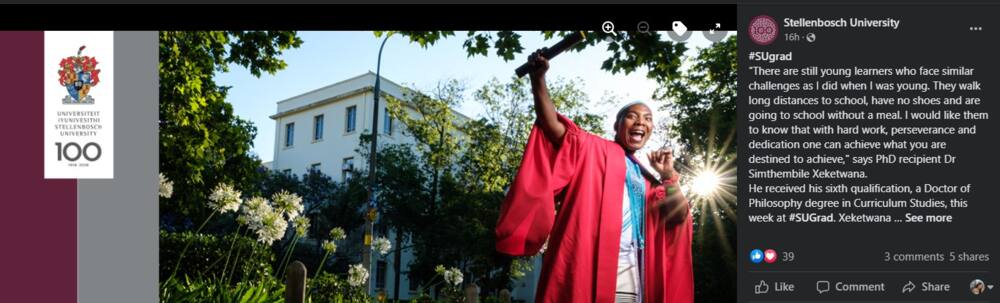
[614,103,653,153]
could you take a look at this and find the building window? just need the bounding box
[313,114,324,141]
[383,107,393,135]
[376,260,387,289]
[342,157,354,181]
[285,122,295,147]
[310,163,321,172]
[345,105,357,133]
[408,273,419,292]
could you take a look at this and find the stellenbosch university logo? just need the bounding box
[58,45,101,104]
[45,32,114,179]
[749,15,778,46]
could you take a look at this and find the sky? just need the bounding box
[216,31,731,162]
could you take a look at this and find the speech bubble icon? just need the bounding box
[817,281,831,294]
[672,21,688,36]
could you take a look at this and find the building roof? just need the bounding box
[269,71,471,122]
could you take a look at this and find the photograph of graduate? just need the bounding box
[157,30,736,303]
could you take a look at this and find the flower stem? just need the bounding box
[313,250,332,280]
[164,211,216,286]
[219,225,243,279]
[418,273,442,295]
[226,227,249,285]
[276,233,300,277]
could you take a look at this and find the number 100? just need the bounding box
[55,142,102,162]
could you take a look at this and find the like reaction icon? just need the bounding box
[750,249,764,264]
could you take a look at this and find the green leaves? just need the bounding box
[661,35,737,161]
[492,31,523,61]
[159,275,285,303]
[159,31,301,226]
[383,31,456,48]
[227,31,303,77]
[310,272,369,303]
[385,31,686,83]
[384,80,465,173]
[463,31,490,58]
[159,231,274,283]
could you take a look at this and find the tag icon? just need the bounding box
[672,21,688,36]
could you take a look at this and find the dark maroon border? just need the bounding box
[0,31,77,302]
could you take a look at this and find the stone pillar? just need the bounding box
[464,282,480,303]
[499,289,511,303]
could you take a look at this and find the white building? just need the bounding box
[269,72,540,302]
[270,72,415,181]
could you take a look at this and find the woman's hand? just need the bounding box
[647,148,677,181]
[527,48,550,81]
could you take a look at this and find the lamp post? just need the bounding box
[363,34,390,296]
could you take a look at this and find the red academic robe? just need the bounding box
[496,115,694,303]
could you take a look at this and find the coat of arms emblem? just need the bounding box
[58,45,101,104]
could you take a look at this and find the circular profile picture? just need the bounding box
[970,279,986,295]
[749,15,778,46]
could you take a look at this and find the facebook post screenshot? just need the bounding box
[0,3,739,303]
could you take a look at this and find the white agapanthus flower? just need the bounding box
[329,227,347,241]
[158,173,173,198]
[372,236,391,256]
[254,206,288,245]
[293,216,310,237]
[443,267,463,286]
[322,240,337,254]
[238,196,270,229]
[271,190,303,220]
[347,263,369,287]
[208,183,242,214]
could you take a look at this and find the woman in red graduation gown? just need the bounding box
[496,50,694,303]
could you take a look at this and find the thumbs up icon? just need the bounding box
[755,280,770,294]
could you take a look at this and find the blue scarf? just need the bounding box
[624,156,646,249]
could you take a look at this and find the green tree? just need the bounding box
[299,169,340,254]
[384,80,465,206]
[258,170,303,198]
[463,76,605,194]
[159,31,302,228]
[661,35,737,160]
[355,133,429,301]
[325,171,369,269]
[662,36,738,303]
[382,81,465,299]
